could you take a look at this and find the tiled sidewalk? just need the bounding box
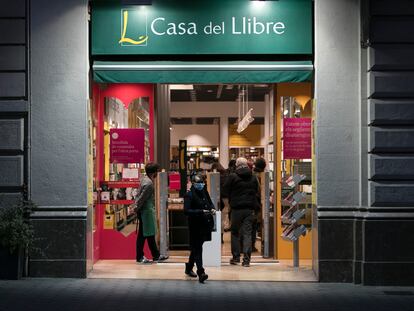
[1,279,414,311]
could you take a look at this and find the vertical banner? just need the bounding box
[178,140,187,197]
[283,118,312,159]
[110,128,145,163]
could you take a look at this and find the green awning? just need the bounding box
[93,61,313,84]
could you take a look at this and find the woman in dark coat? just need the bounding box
[184,173,216,283]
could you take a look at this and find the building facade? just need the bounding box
[0,0,413,285]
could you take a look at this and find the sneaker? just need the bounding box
[242,261,250,267]
[137,256,151,264]
[229,258,240,265]
[154,255,169,262]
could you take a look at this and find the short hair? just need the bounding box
[191,173,204,183]
[236,157,248,168]
[145,162,160,176]
[254,158,266,172]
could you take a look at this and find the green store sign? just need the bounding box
[92,0,312,55]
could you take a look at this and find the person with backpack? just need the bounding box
[183,173,216,283]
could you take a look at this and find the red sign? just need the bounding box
[110,128,145,163]
[283,118,312,159]
[169,172,181,191]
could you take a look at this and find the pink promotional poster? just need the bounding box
[110,128,145,163]
[283,118,312,159]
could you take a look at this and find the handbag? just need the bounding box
[204,213,215,232]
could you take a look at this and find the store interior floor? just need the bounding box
[89,233,317,281]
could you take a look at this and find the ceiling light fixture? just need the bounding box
[237,109,254,133]
[169,84,194,90]
[216,84,223,99]
[237,85,254,133]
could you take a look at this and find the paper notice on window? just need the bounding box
[122,168,139,180]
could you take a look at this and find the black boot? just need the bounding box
[185,263,197,278]
[197,268,208,284]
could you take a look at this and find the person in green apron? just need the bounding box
[135,162,168,264]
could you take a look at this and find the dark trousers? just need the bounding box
[251,215,258,249]
[240,215,258,252]
[188,239,204,273]
[136,218,160,261]
[231,208,255,263]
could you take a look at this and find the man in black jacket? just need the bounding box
[223,157,260,267]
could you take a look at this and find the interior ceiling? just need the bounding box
[170,84,272,102]
[171,117,265,125]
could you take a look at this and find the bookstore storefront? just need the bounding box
[87,0,315,280]
[25,0,397,285]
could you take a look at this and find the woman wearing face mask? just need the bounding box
[183,173,216,283]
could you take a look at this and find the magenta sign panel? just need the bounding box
[110,128,145,163]
[283,118,312,159]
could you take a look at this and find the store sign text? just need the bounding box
[283,118,312,160]
[149,17,285,36]
[120,10,286,46]
[92,0,312,55]
[110,128,145,163]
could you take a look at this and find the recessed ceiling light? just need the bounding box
[169,84,194,90]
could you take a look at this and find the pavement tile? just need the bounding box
[0,279,413,311]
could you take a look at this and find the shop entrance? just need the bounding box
[166,84,275,265]
[89,0,315,281]
[89,80,316,281]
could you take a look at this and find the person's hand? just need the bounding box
[210,209,216,215]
